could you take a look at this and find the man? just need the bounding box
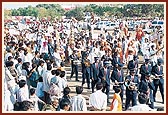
[43,62,53,104]
[101,50,112,62]
[112,52,123,67]
[48,39,54,57]
[151,58,164,104]
[82,53,91,89]
[125,69,139,110]
[71,86,87,111]
[81,47,90,79]
[37,60,45,78]
[130,93,154,111]
[69,50,79,81]
[138,72,155,109]
[111,63,124,104]
[89,82,107,111]
[90,57,102,93]
[139,58,152,80]
[99,61,111,103]
[42,96,60,111]
[127,55,139,75]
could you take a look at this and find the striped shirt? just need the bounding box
[71,94,87,111]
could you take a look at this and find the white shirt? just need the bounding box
[17,86,29,102]
[130,104,155,111]
[37,66,45,77]
[71,94,87,111]
[30,95,44,111]
[16,64,22,76]
[4,78,14,111]
[89,90,107,110]
[5,52,12,61]
[43,70,52,93]
[57,77,67,92]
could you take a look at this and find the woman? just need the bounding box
[110,88,122,111]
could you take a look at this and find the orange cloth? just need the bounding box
[110,93,122,111]
[123,27,128,36]
[136,28,144,41]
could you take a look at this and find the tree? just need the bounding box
[12,9,20,16]
[4,9,12,19]
[65,6,84,21]
[37,7,48,19]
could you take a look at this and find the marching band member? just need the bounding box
[138,72,155,109]
[139,59,152,81]
[124,69,139,110]
[151,58,164,104]
[111,63,124,105]
[90,57,102,93]
[82,53,91,89]
[99,61,111,103]
[127,55,139,75]
[112,52,123,68]
[69,50,79,81]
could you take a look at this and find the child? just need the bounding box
[30,88,45,111]
[110,87,122,111]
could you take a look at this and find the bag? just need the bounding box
[49,83,62,97]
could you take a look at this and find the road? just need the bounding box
[64,55,165,111]
[63,30,165,111]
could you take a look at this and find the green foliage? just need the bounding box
[65,7,84,21]
[7,4,164,20]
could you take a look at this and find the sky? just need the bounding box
[3,3,39,10]
[3,3,83,10]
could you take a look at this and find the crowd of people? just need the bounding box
[3,16,165,111]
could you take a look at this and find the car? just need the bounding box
[127,23,135,31]
[105,22,118,31]
[94,21,111,30]
[142,27,154,34]
[151,20,164,29]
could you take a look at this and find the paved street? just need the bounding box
[64,55,165,111]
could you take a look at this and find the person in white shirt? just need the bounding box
[16,58,23,76]
[37,60,45,78]
[17,80,29,102]
[71,86,87,111]
[4,77,14,111]
[5,48,13,61]
[53,49,62,67]
[88,48,97,65]
[43,62,53,104]
[130,93,155,111]
[30,88,45,111]
[57,71,68,92]
[89,82,107,111]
